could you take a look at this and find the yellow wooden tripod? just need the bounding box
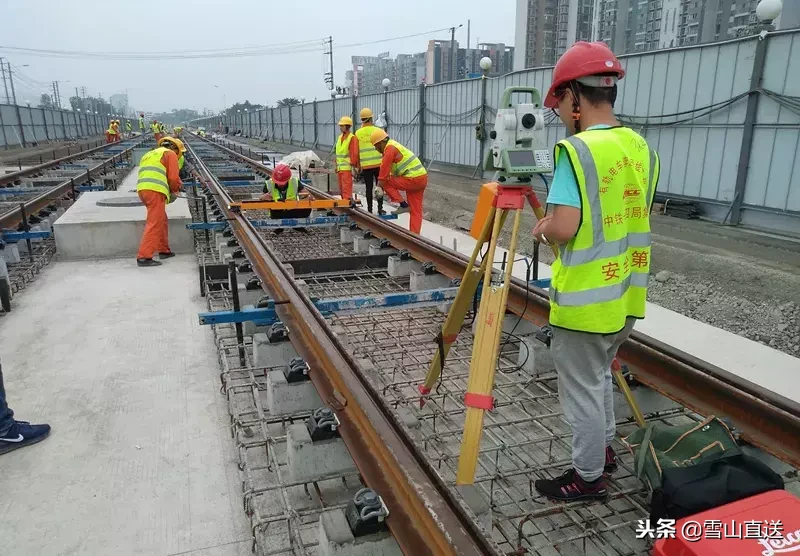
[419,183,646,485]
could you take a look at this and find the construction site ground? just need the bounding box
[239,137,800,358]
[0,135,106,165]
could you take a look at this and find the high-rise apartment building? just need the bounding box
[517,0,770,69]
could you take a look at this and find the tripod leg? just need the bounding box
[419,206,508,405]
[456,208,523,485]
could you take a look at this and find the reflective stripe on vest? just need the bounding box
[335,133,354,172]
[388,140,426,178]
[355,125,382,168]
[548,128,659,334]
[136,147,171,198]
[265,177,299,201]
[126,121,132,130]
[139,118,145,129]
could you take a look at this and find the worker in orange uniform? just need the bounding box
[105,121,115,144]
[355,108,384,214]
[335,116,359,202]
[135,137,184,267]
[152,120,162,142]
[370,129,427,234]
[531,42,659,503]
[112,120,121,142]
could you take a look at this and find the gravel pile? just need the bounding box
[648,270,800,356]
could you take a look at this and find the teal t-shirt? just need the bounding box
[545,125,612,208]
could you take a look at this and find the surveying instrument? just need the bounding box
[418,86,645,485]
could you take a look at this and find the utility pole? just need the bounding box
[449,24,462,82]
[52,82,59,108]
[0,57,9,104]
[324,36,334,91]
[8,62,26,146]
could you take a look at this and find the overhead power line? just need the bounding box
[0,28,455,60]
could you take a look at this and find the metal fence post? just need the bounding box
[13,102,26,147]
[729,34,769,226]
[475,75,488,179]
[41,108,50,141]
[288,104,293,144]
[59,109,67,139]
[351,94,357,130]
[418,83,426,163]
[258,109,262,138]
[270,108,276,141]
[313,100,318,148]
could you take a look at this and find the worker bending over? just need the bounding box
[105,122,114,144]
[355,108,384,214]
[260,163,311,235]
[112,120,121,142]
[531,41,659,502]
[335,116,359,202]
[370,129,427,234]
[135,136,185,267]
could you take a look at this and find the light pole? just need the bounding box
[382,78,391,134]
[476,57,493,179]
[756,0,782,32]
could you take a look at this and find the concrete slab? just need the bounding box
[0,256,251,556]
[54,172,193,260]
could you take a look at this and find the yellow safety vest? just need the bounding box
[151,123,159,133]
[335,133,354,172]
[137,147,171,199]
[355,125,382,169]
[107,126,117,135]
[126,121,132,131]
[387,140,426,178]
[548,127,660,334]
[139,117,145,130]
[178,155,185,170]
[265,177,299,201]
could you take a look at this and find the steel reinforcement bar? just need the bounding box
[187,140,501,556]
[194,133,800,471]
[0,136,146,230]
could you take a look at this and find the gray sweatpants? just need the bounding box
[551,317,636,481]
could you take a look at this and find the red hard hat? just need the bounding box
[272,164,292,186]
[544,41,625,109]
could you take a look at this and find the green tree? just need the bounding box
[276,97,301,107]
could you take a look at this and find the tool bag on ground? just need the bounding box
[623,415,784,522]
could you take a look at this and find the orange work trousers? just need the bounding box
[337,171,353,200]
[154,133,163,143]
[137,190,170,259]
[382,175,427,234]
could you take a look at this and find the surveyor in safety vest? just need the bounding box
[135,136,185,267]
[139,114,145,134]
[531,41,659,503]
[334,116,359,202]
[355,108,385,215]
[260,163,311,235]
[125,120,132,136]
[370,129,427,234]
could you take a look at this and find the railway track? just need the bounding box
[0,136,144,310]
[184,134,800,556]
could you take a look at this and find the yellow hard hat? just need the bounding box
[159,136,186,153]
[369,128,389,146]
[359,107,373,120]
[338,116,353,127]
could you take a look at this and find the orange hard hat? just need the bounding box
[544,41,624,109]
[272,164,292,186]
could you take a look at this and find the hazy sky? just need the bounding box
[0,0,516,113]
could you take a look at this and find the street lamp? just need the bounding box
[756,0,782,21]
[381,79,391,133]
[381,78,391,90]
[479,56,493,75]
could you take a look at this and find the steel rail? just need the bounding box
[194,134,800,469]
[0,137,145,230]
[187,140,500,556]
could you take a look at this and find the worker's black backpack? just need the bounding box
[623,416,784,522]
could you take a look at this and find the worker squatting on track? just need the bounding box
[335,117,359,202]
[261,163,311,235]
[135,137,186,267]
[355,108,385,215]
[370,129,428,234]
[531,41,660,502]
[0,361,51,456]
